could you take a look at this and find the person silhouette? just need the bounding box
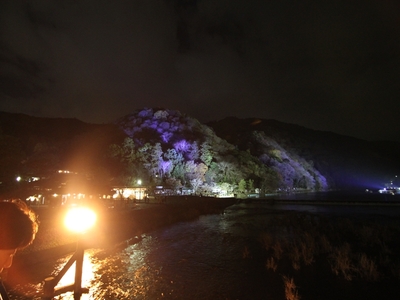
[0,199,39,300]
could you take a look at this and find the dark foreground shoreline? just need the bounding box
[5,196,237,287]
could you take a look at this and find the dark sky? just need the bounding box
[0,0,399,141]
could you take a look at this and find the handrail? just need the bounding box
[41,240,88,300]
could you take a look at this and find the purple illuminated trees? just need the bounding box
[112,108,283,196]
[174,140,191,153]
[188,141,200,161]
[160,160,172,178]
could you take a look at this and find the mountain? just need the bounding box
[0,111,125,190]
[113,108,279,195]
[207,117,400,190]
[0,109,398,198]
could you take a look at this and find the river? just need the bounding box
[7,192,400,299]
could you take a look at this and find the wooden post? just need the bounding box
[41,276,56,300]
[74,239,84,300]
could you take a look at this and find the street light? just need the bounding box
[42,207,97,300]
[64,207,96,234]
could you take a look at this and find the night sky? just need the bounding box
[0,0,399,141]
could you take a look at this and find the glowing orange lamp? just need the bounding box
[42,207,97,300]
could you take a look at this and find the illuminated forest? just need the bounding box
[0,109,398,197]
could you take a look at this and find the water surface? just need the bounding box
[8,196,400,299]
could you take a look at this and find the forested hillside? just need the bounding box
[0,109,398,198]
[111,108,278,196]
[0,111,125,194]
[208,117,400,190]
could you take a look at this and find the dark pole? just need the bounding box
[74,239,84,300]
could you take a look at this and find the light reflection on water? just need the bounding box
[82,212,285,299]
[88,239,158,299]
[51,251,97,300]
[9,200,400,299]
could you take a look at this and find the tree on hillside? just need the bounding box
[190,178,203,194]
[160,160,173,178]
[188,141,200,161]
[164,148,184,175]
[165,177,183,191]
[247,179,254,193]
[200,142,213,166]
[172,161,185,183]
[237,179,247,197]
[108,138,148,185]
[142,143,163,180]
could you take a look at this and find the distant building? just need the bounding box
[24,170,113,206]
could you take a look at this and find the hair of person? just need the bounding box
[0,199,39,250]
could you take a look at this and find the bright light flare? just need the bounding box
[64,207,97,233]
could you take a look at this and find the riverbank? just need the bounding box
[5,196,237,287]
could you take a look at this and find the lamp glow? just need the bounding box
[64,207,97,233]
